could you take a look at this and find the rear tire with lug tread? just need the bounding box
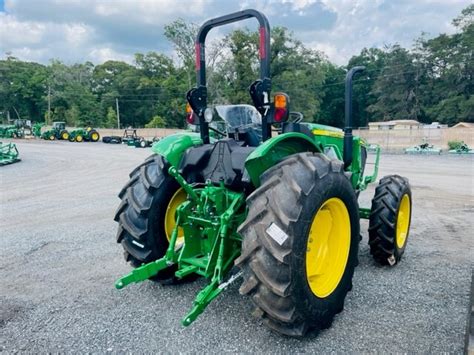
[89,130,100,142]
[368,175,412,265]
[235,152,360,337]
[114,154,184,282]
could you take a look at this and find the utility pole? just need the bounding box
[47,85,51,125]
[115,98,120,129]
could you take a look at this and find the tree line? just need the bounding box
[0,5,472,129]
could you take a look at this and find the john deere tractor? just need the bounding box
[68,126,100,142]
[41,121,69,140]
[114,9,412,337]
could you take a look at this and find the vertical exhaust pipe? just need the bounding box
[344,66,365,169]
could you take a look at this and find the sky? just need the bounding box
[0,0,470,66]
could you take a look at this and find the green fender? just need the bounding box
[245,132,322,187]
[151,132,203,167]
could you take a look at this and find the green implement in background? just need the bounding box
[0,142,21,165]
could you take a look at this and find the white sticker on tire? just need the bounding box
[132,240,144,248]
[266,223,289,246]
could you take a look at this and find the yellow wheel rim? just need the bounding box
[306,197,351,298]
[62,133,69,140]
[76,135,83,142]
[396,194,411,248]
[91,133,99,141]
[49,135,55,140]
[164,188,186,249]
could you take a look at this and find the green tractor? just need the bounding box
[41,121,70,141]
[68,126,100,142]
[33,122,45,138]
[0,125,18,138]
[114,9,413,337]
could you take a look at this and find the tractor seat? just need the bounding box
[227,126,261,147]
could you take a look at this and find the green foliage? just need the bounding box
[65,105,80,126]
[365,4,474,126]
[317,64,345,127]
[0,5,472,128]
[164,18,199,87]
[106,106,117,128]
[0,57,48,123]
[447,140,464,150]
[145,115,166,128]
[366,45,420,121]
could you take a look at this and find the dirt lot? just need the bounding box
[1,139,472,353]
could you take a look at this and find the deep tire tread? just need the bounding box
[114,154,180,281]
[368,174,412,265]
[236,152,359,337]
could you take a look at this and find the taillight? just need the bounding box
[186,103,195,124]
[186,114,195,125]
[271,93,290,123]
[274,107,287,122]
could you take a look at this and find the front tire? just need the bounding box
[368,175,412,265]
[114,154,184,280]
[236,152,360,337]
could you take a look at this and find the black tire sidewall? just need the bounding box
[120,156,186,281]
[289,172,359,322]
[145,175,181,260]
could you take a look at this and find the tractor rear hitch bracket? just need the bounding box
[182,191,244,327]
[168,166,200,203]
[116,167,246,326]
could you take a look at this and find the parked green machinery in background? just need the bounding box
[114,9,413,337]
[0,120,31,138]
[0,120,43,139]
[0,142,20,165]
[33,122,44,137]
[41,122,69,140]
[68,127,100,142]
[448,141,473,154]
[103,129,155,147]
[0,125,18,138]
[121,128,153,147]
[405,139,442,154]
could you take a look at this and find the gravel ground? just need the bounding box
[0,139,472,353]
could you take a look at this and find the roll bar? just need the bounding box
[191,9,272,144]
[343,66,365,169]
